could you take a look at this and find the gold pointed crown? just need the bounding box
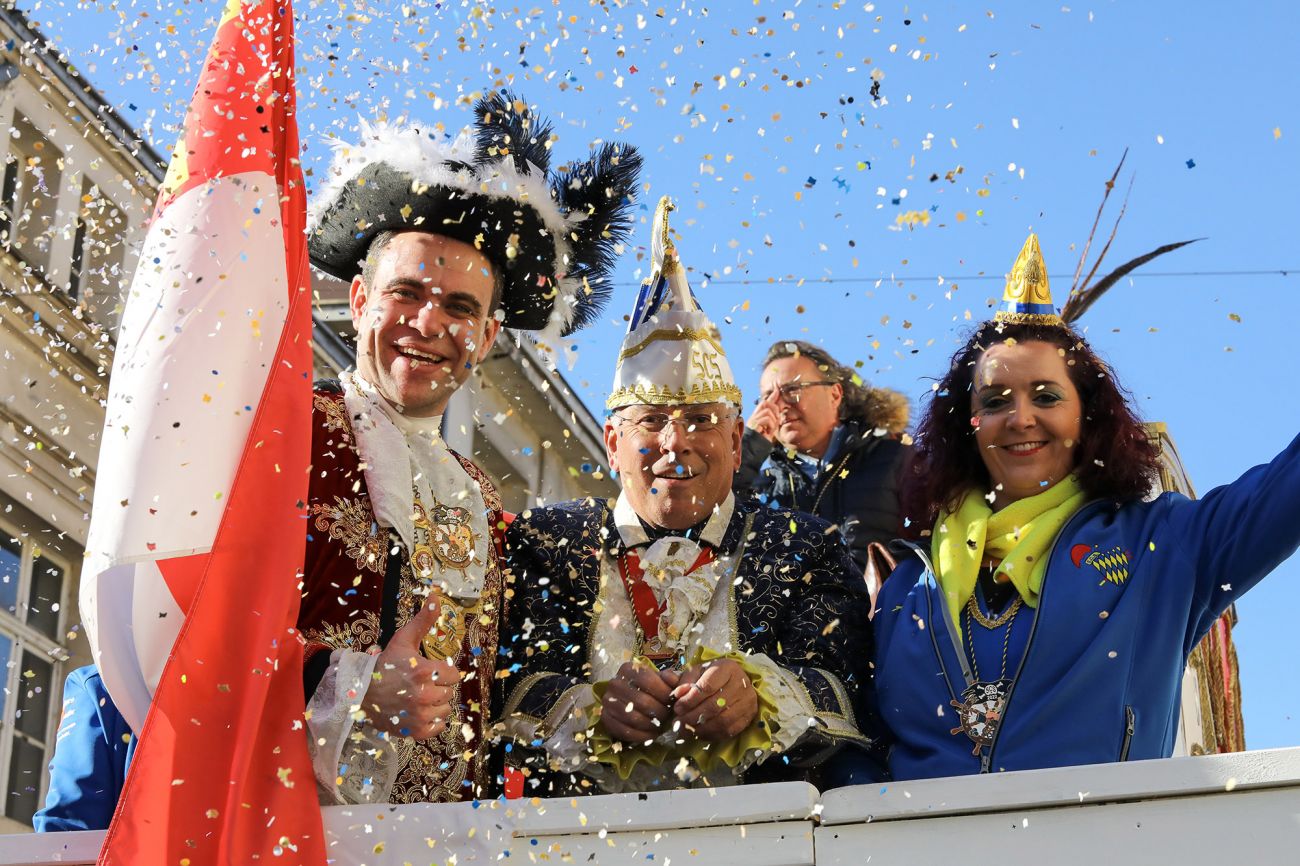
[994,233,1065,326]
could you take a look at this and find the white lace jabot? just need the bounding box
[340,371,490,600]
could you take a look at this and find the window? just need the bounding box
[68,177,126,303]
[0,522,70,827]
[0,113,65,276]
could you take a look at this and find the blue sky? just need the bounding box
[36,0,1298,747]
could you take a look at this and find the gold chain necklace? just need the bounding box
[950,585,1024,756]
[965,591,1023,629]
[965,600,1019,684]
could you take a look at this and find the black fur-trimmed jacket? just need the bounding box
[736,414,910,574]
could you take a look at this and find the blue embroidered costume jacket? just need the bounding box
[495,494,884,795]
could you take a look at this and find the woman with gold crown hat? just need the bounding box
[870,234,1300,780]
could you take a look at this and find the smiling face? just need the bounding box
[759,354,843,458]
[350,232,502,417]
[604,403,743,530]
[971,340,1083,509]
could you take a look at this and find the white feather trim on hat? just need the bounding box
[307,118,581,333]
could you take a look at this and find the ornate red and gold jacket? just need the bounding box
[298,384,504,803]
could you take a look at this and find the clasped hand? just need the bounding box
[601,657,758,744]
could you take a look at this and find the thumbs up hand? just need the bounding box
[363,595,458,741]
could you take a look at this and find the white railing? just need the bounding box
[3,748,1298,865]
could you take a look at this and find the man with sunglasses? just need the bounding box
[736,341,911,575]
[495,199,883,796]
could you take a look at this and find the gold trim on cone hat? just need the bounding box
[994,233,1065,327]
[607,196,742,409]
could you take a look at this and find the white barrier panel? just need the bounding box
[322,782,818,866]
[0,782,818,866]
[0,830,100,866]
[3,751,1299,865]
[817,748,1300,866]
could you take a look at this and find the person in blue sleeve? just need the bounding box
[874,233,1300,781]
[32,665,134,831]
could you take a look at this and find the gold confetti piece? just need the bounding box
[1275,127,1283,140]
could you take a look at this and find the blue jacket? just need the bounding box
[32,665,134,832]
[875,433,1300,780]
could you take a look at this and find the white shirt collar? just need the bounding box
[613,491,735,550]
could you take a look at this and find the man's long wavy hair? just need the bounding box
[902,321,1160,532]
[763,340,905,429]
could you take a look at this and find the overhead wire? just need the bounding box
[606,269,1297,287]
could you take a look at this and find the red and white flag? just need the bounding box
[79,0,324,861]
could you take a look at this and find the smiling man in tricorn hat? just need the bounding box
[297,91,640,804]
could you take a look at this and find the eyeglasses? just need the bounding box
[611,408,734,435]
[757,380,837,405]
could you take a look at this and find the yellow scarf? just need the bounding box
[932,476,1089,637]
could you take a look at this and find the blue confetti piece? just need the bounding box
[1185,158,1196,169]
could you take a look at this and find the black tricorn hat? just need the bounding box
[307,91,642,335]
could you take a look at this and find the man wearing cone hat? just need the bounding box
[297,91,641,804]
[495,198,883,795]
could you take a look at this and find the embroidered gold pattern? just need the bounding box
[305,615,381,653]
[314,392,354,445]
[605,380,743,409]
[388,552,502,803]
[310,495,387,574]
[617,326,727,362]
[305,397,504,803]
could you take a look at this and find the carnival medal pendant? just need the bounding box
[950,679,1011,756]
[417,589,476,661]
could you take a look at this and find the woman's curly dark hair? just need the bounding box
[901,321,1160,532]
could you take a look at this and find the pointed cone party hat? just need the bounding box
[994,233,1065,326]
[607,196,741,409]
